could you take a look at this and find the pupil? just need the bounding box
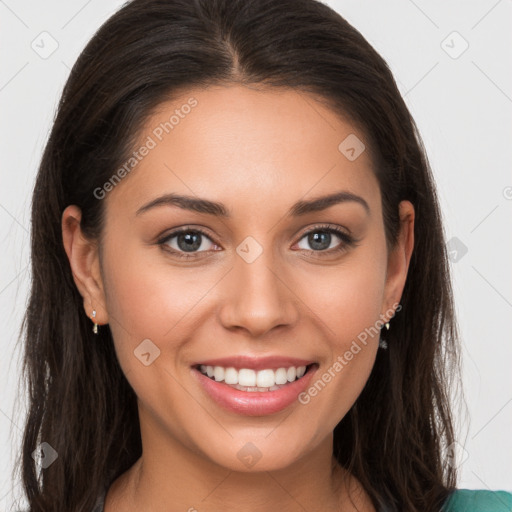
[178,232,201,252]
[309,231,330,250]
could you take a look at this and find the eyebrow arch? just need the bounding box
[135,190,370,218]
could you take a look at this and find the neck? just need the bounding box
[104,412,374,512]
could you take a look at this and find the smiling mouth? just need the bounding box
[192,363,318,392]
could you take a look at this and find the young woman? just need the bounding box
[16,0,512,511]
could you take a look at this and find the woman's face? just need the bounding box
[65,84,414,473]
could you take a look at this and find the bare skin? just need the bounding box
[62,84,414,511]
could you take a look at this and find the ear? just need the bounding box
[61,205,109,326]
[381,200,415,320]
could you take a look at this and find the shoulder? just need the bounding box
[442,488,512,512]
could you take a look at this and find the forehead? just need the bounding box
[105,84,380,217]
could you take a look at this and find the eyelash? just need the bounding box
[157,224,359,260]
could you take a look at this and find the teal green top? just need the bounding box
[442,489,512,511]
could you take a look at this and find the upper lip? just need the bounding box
[192,355,317,371]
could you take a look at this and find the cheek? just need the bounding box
[292,239,387,417]
[296,240,387,344]
[297,273,384,434]
[100,245,208,411]
[103,235,202,331]
[101,239,224,369]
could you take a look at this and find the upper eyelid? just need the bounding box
[297,223,352,238]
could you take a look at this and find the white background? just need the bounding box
[1,0,511,508]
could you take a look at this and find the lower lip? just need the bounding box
[191,364,319,416]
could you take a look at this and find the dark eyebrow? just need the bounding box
[136,193,229,217]
[135,190,370,218]
[289,191,370,216]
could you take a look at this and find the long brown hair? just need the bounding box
[15,0,464,510]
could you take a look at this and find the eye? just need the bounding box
[157,224,359,260]
[295,224,357,255]
[157,227,218,259]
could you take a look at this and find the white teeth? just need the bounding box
[198,364,309,389]
[286,367,296,382]
[224,367,239,385]
[213,366,225,382]
[275,368,288,385]
[232,384,283,392]
[256,369,275,388]
[238,369,256,387]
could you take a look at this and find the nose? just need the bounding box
[218,249,299,339]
